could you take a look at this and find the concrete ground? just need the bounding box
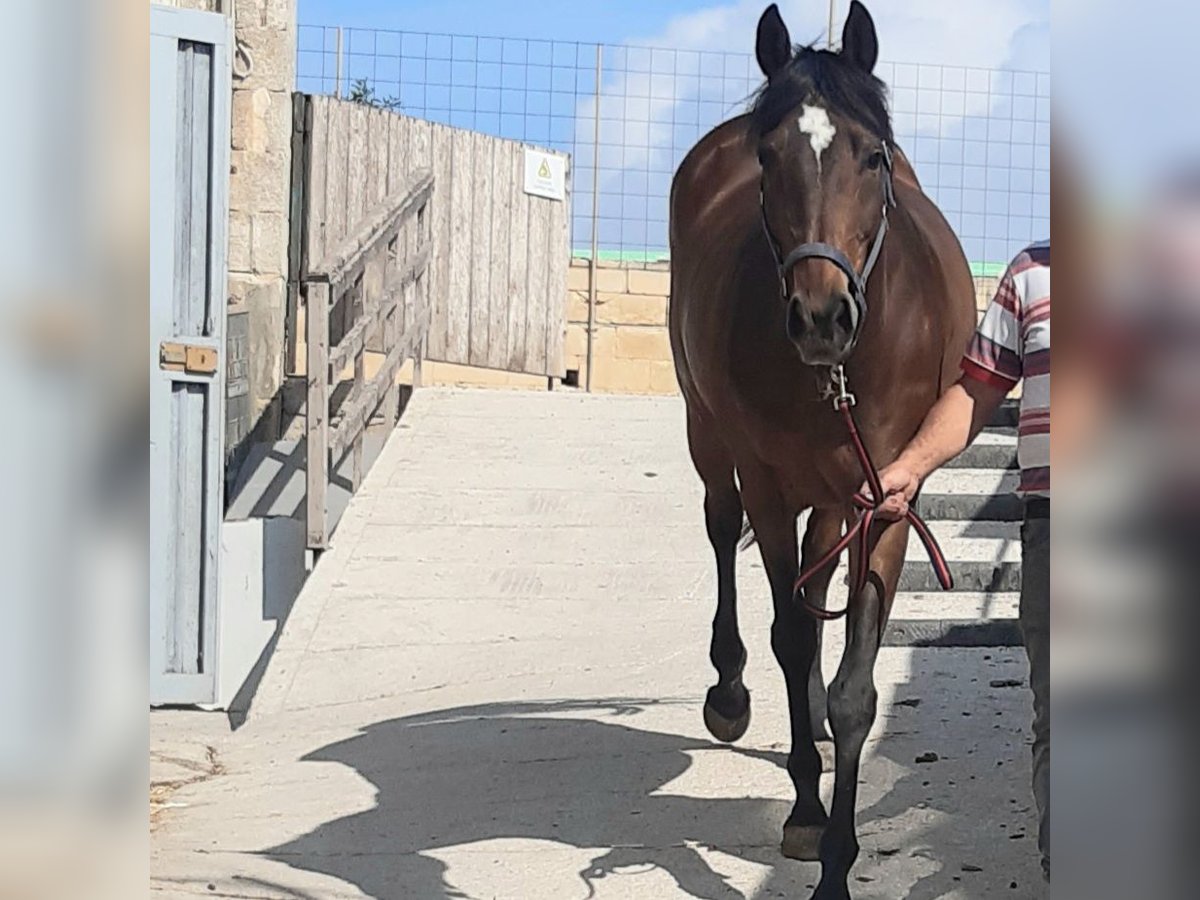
[151,389,1044,899]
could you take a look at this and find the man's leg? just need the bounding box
[1021,504,1051,880]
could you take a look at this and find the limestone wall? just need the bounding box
[226,0,296,441]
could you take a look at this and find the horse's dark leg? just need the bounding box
[800,508,847,743]
[687,414,749,743]
[740,467,827,860]
[812,520,908,900]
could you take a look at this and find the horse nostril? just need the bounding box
[834,294,857,336]
[786,296,808,341]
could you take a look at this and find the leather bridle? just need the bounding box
[760,141,897,341]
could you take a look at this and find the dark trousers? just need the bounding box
[1021,498,1050,879]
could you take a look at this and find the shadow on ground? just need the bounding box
[267,677,1037,899]
[266,698,810,899]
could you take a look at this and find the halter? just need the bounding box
[761,142,897,331]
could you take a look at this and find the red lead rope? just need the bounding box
[795,398,954,621]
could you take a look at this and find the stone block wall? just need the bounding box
[564,261,676,394]
[226,0,296,438]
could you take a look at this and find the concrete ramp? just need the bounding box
[153,388,1042,899]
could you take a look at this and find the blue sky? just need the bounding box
[298,1,1051,263]
[298,1,706,46]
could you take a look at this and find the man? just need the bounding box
[872,240,1050,879]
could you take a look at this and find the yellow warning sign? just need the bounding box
[524,148,566,201]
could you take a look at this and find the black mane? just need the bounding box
[749,45,892,143]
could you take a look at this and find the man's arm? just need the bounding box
[870,375,1010,519]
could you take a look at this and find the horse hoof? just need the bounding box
[781,824,825,861]
[703,691,751,743]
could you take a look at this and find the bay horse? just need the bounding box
[668,2,975,896]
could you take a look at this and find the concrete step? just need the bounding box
[944,442,1018,470]
[907,523,1020,561]
[898,558,1021,592]
[988,398,1019,429]
[883,618,1022,647]
[916,492,1025,522]
[923,468,1020,496]
[891,590,1019,620]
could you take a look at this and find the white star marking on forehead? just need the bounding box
[797,104,837,175]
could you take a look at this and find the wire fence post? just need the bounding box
[334,27,344,98]
[585,43,603,393]
[827,1,837,48]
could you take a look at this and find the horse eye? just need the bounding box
[866,150,884,171]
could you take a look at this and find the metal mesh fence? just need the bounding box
[298,24,1050,271]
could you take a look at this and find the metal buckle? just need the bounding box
[831,364,856,409]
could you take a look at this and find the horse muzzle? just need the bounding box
[785,290,860,366]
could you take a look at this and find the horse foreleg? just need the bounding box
[740,468,828,861]
[689,415,749,743]
[799,507,849,743]
[812,518,907,900]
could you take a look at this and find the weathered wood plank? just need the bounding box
[505,146,530,370]
[444,127,474,365]
[324,99,349,257]
[367,107,389,211]
[300,98,573,379]
[308,171,433,286]
[524,192,551,374]
[545,167,570,377]
[407,118,433,342]
[306,281,331,549]
[409,118,432,172]
[426,123,453,361]
[346,104,369,236]
[182,42,212,332]
[386,110,407,195]
[329,304,430,463]
[304,95,329,271]
[468,131,494,367]
[352,339,365,489]
[171,383,206,672]
[486,141,513,370]
[328,243,430,375]
[286,93,310,371]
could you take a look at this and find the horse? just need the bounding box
[668,3,975,897]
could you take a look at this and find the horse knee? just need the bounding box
[827,675,877,740]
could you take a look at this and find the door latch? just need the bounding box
[160,341,218,375]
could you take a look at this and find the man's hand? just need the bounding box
[865,464,921,520]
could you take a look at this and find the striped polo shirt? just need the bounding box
[962,241,1050,497]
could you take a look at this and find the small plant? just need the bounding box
[347,77,403,112]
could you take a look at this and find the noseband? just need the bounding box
[761,142,897,328]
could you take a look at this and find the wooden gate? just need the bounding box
[288,96,569,383]
[150,6,231,704]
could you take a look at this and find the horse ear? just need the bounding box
[841,1,879,72]
[756,4,792,81]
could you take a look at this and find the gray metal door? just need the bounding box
[150,6,231,705]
